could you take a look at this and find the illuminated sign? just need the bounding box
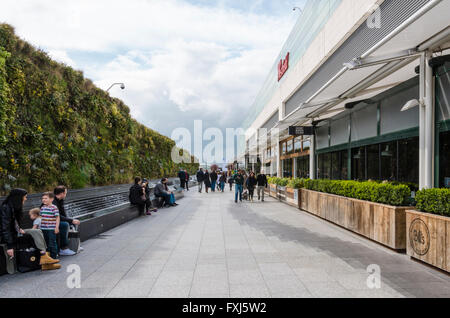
[278,52,289,81]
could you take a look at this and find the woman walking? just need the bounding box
[204,170,211,193]
[219,173,226,192]
[246,172,257,202]
[228,171,234,191]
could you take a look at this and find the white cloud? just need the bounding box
[0,0,300,161]
[47,50,77,68]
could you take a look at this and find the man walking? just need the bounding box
[196,168,205,193]
[233,170,245,203]
[210,170,218,192]
[178,169,186,190]
[256,172,268,202]
[184,169,190,191]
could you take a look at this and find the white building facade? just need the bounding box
[241,0,450,189]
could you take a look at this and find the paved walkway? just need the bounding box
[1,188,449,298]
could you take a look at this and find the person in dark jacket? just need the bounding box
[233,170,245,203]
[210,170,218,192]
[142,179,157,215]
[196,168,205,193]
[219,173,227,192]
[1,189,28,263]
[204,170,211,193]
[53,186,79,255]
[203,170,211,193]
[129,177,147,216]
[154,178,178,207]
[178,169,186,190]
[256,173,268,202]
[184,170,190,191]
[228,171,234,191]
[246,172,257,202]
[1,188,59,271]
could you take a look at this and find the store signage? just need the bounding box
[278,52,289,81]
[289,126,314,136]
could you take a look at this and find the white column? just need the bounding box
[419,53,426,189]
[424,51,435,189]
[309,135,316,180]
[277,143,282,177]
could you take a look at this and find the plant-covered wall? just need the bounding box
[0,24,198,194]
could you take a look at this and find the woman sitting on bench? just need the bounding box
[154,178,178,208]
[1,189,60,272]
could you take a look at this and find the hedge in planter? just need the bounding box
[303,179,410,206]
[415,188,450,217]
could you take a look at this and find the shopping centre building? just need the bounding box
[240,0,450,189]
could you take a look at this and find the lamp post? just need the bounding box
[293,6,303,12]
[107,83,125,92]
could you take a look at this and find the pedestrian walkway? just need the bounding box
[1,188,449,298]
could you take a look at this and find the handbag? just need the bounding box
[16,248,41,273]
[68,224,81,254]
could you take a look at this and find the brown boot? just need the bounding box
[40,252,60,265]
[41,263,61,271]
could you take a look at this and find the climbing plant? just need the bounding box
[0,24,198,194]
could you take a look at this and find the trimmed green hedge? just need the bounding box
[303,179,410,206]
[415,188,450,217]
[269,177,411,206]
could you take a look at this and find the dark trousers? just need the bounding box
[185,180,189,191]
[156,193,171,206]
[137,199,152,215]
[42,229,58,259]
[180,179,186,189]
[59,221,70,250]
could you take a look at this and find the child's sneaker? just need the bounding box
[59,248,76,256]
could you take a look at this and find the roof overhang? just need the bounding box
[275,0,450,133]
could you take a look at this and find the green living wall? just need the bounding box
[0,24,198,194]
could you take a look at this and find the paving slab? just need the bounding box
[1,187,449,298]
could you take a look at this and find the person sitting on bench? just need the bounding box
[1,189,60,272]
[53,186,79,255]
[154,178,178,207]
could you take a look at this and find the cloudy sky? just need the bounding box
[1,0,306,163]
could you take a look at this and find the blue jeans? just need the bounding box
[211,181,216,192]
[235,184,243,202]
[42,229,58,259]
[220,182,225,192]
[59,221,70,250]
[158,193,176,205]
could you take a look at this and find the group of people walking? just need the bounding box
[195,168,268,203]
[196,168,230,193]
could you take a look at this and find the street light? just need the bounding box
[293,6,303,12]
[107,83,125,92]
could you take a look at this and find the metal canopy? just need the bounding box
[277,0,450,131]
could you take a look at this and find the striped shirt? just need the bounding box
[40,204,59,230]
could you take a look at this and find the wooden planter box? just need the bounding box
[277,186,286,201]
[300,189,408,250]
[285,187,300,208]
[406,210,449,272]
[269,184,277,199]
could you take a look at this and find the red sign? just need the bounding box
[278,52,289,81]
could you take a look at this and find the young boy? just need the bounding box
[40,192,60,260]
[24,208,60,270]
